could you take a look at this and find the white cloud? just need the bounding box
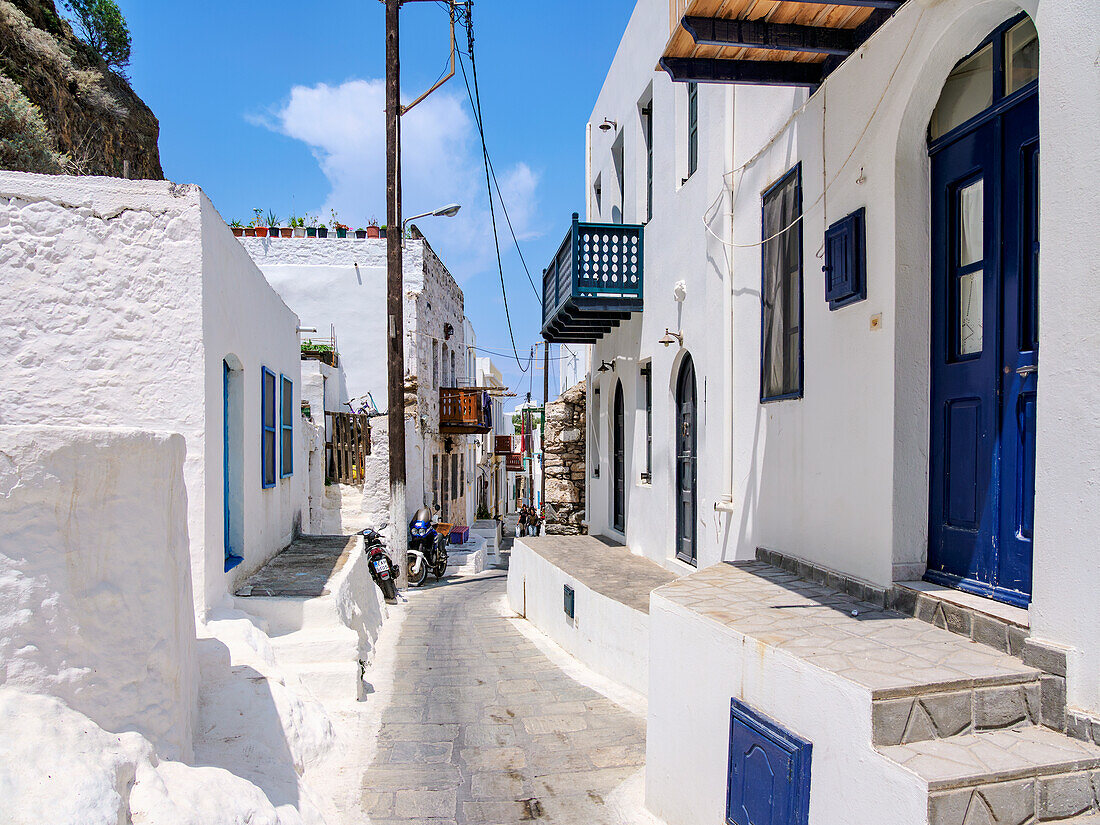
[260,78,541,282]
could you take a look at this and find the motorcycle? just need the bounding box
[361,528,398,602]
[407,507,448,587]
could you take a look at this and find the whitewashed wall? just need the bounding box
[0,426,197,761]
[588,0,1100,715]
[0,173,303,615]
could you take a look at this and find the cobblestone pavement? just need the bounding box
[360,569,648,824]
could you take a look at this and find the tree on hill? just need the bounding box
[63,0,129,73]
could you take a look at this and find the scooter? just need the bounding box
[361,528,398,602]
[407,507,448,587]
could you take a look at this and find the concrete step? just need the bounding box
[268,626,360,666]
[446,545,486,576]
[879,726,1100,824]
[284,660,363,704]
[232,593,338,636]
[872,677,1044,746]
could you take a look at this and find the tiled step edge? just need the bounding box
[873,681,1043,746]
[755,548,1100,747]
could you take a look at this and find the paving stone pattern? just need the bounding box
[519,536,676,614]
[360,570,646,824]
[235,535,353,597]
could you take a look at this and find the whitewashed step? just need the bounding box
[284,660,363,704]
[268,626,360,666]
[445,545,486,576]
[880,726,1100,825]
[232,594,339,636]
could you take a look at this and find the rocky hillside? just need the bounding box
[0,0,162,178]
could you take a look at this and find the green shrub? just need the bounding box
[0,74,65,173]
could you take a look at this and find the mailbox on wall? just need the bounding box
[726,699,812,825]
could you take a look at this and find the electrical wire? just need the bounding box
[458,4,531,373]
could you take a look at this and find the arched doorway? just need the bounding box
[927,14,1038,607]
[675,355,697,565]
[612,380,625,533]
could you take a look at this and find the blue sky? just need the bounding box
[118,0,635,396]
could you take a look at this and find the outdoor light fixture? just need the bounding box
[297,326,318,334]
[402,203,462,240]
[597,359,616,373]
[659,328,684,348]
[598,118,617,132]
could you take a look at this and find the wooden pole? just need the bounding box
[541,341,548,522]
[386,0,408,590]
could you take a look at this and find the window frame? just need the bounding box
[759,165,805,403]
[641,363,652,482]
[642,102,654,222]
[687,82,699,178]
[279,374,294,478]
[261,366,277,489]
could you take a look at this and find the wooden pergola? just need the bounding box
[661,0,906,87]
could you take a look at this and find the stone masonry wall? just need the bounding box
[543,380,586,535]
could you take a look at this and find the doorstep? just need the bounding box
[895,579,1029,629]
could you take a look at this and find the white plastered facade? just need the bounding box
[581,0,1100,810]
[0,173,304,615]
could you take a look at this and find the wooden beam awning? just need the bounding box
[661,0,906,87]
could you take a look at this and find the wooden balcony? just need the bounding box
[495,435,518,455]
[440,387,492,434]
[542,214,644,344]
[505,453,524,472]
[661,0,906,88]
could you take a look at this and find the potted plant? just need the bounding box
[290,215,305,238]
[379,224,387,239]
[335,223,349,239]
[244,220,257,238]
[264,211,281,239]
[230,220,244,237]
[354,226,367,239]
[316,222,328,238]
[305,213,318,238]
[366,217,380,239]
[254,222,269,238]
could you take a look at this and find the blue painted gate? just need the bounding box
[927,91,1039,606]
[726,699,811,825]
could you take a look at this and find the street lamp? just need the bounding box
[402,203,462,240]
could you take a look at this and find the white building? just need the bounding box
[242,228,488,535]
[0,173,305,616]
[475,355,509,518]
[517,0,1100,822]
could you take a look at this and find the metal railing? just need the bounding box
[542,213,644,329]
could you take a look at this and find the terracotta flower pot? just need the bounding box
[244,227,256,237]
[366,225,380,239]
[254,226,269,237]
[280,227,293,238]
[231,227,244,237]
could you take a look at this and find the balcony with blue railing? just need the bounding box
[542,214,644,343]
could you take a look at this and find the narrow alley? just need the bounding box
[355,568,651,824]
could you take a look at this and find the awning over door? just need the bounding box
[661,0,906,87]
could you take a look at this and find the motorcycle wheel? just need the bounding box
[381,578,397,602]
[433,563,447,580]
[407,553,429,587]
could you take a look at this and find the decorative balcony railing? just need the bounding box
[494,435,517,455]
[505,453,524,472]
[439,387,492,434]
[542,213,644,344]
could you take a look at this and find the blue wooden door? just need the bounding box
[675,356,697,565]
[727,700,811,825]
[928,92,1038,606]
[223,360,232,567]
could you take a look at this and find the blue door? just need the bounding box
[727,700,811,825]
[927,92,1038,606]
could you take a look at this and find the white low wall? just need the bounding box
[0,426,197,761]
[645,593,925,825]
[507,539,649,696]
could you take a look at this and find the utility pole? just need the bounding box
[541,340,548,519]
[385,0,408,590]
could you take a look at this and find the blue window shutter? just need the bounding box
[824,207,866,310]
[261,367,277,489]
[726,699,811,825]
[279,375,294,478]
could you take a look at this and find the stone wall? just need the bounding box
[543,380,587,535]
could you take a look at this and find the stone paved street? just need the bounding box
[359,569,649,824]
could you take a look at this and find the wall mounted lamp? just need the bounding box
[598,118,617,132]
[597,359,616,373]
[659,328,684,348]
[297,326,318,334]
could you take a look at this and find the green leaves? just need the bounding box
[63,1,131,73]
